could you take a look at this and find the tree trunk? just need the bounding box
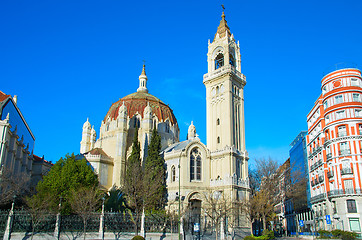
[262,215,266,233]
[83,219,87,240]
[31,219,35,240]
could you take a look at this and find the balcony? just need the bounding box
[327,171,334,178]
[311,193,326,203]
[326,153,332,160]
[338,131,347,137]
[328,188,362,198]
[341,167,353,175]
[339,149,351,156]
[310,159,323,171]
[311,180,315,187]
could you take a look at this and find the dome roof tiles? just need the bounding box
[103,91,177,125]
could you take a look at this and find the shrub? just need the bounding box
[131,236,145,240]
[331,230,358,240]
[318,230,331,238]
[244,235,257,240]
[331,229,344,238]
[262,229,275,239]
[244,230,275,240]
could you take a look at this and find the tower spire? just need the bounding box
[214,5,231,41]
[137,63,148,93]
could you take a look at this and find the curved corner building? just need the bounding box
[307,68,362,233]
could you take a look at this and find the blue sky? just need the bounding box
[1,0,362,165]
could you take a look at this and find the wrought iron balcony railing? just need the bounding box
[327,171,334,178]
[338,131,347,137]
[339,149,351,156]
[341,167,353,175]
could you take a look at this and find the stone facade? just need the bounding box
[80,11,251,235]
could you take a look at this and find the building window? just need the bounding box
[336,110,345,119]
[171,165,176,182]
[338,125,347,137]
[340,142,350,155]
[190,148,201,181]
[355,109,362,117]
[349,218,361,232]
[217,136,220,144]
[217,118,220,125]
[229,54,235,67]
[165,120,170,133]
[353,93,361,102]
[215,53,224,70]
[322,86,327,94]
[323,101,328,109]
[335,95,343,104]
[347,199,357,213]
[133,117,140,128]
[351,78,359,87]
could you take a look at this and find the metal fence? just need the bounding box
[2,210,180,236]
[0,210,9,238]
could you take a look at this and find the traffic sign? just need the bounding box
[326,215,331,224]
[299,220,304,227]
[194,222,200,232]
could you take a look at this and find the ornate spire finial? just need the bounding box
[214,4,230,41]
[137,63,148,93]
[141,61,146,76]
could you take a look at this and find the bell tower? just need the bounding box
[203,10,246,153]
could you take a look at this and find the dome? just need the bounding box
[103,91,177,125]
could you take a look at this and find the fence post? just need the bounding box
[140,208,145,238]
[99,197,105,240]
[54,213,61,239]
[3,198,15,240]
[54,197,62,239]
[220,218,225,240]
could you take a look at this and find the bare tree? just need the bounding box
[0,167,31,206]
[202,190,235,240]
[249,158,280,232]
[68,187,102,240]
[25,195,52,240]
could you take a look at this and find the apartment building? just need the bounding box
[307,68,362,234]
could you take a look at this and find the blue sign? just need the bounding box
[194,223,200,232]
[299,220,304,227]
[326,215,331,225]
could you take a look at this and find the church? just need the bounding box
[80,10,250,233]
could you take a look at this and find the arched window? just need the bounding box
[171,165,176,182]
[190,148,201,181]
[133,117,140,128]
[217,118,220,125]
[229,54,235,67]
[214,53,224,70]
[217,136,220,144]
[165,120,170,133]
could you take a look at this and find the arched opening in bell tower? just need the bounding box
[214,53,224,70]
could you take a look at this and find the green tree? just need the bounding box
[105,186,128,212]
[123,127,144,234]
[34,153,99,213]
[143,127,166,211]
